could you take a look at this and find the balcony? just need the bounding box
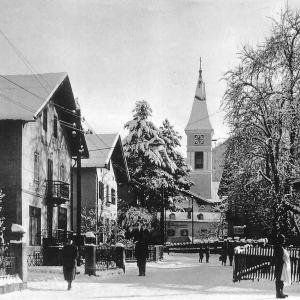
[47,180,70,206]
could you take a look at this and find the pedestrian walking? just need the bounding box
[221,241,228,266]
[205,244,210,263]
[228,241,235,266]
[62,237,78,290]
[135,236,149,276]
[273,233,291,298]
[199,244,204,263]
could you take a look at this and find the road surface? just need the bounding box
[2,253,300,299]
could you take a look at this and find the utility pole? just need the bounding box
[161,187,165,245]
[76,103,82,266]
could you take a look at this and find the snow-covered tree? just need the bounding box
[123,100,193,211]
[221,7,300,240]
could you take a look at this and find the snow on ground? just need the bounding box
[1,253,300,300]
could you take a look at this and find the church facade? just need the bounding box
[185,63,214,199]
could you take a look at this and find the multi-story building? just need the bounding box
[72,133,130,243]
[0,73,88,252]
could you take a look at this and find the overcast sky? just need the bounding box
[1,0,299,155]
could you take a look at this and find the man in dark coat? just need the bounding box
[274,234,288,298]
[135,237,149,276]
[205,244,210,263]
[228,241,235,266]
[221,242,228,266]
[199,244,204,263]
[62,237,78,290]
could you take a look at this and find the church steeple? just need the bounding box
[185,59,214,199]
[185,59,213,132]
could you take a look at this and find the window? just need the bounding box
[106,185,110,203]
[167,229,175,236]
[169,213,175,220]
[54,116,58,138]
[34,152,39,182]
[43,108,47,132]
[60,165,65,182]
[29,206,41,246]
[99,182,104,200]
[180,229,189,236]
[195,152,204,169]
[58,207,67,231]
[111,188,116,205]
[197,213,204,220]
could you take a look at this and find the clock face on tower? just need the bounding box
[194,134,204,145]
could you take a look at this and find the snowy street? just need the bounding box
[2,253,300,300]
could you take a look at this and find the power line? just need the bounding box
[0,75,45,101]
[0,29,53,94]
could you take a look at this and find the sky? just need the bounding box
[1,0,300,156]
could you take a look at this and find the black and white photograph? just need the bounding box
[0,0,300,299]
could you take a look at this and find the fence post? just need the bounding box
[84,245,96,276]
[116,243,125,273]
[10,241,27,286]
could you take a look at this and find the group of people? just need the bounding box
[198,244,210,263]
[220,241,235,266]
[60,233,292,299]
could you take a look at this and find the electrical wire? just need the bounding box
[0,29,53,94]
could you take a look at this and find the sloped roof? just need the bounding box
[0,73,68,120]
[82,134,119,167]
[185,69,214,132]
[81,133,130,183]
[179,189,214,205]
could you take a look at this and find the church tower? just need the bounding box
[185,60,214,199]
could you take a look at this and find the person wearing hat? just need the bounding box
[273,233,291,298]
[62,237,79,290]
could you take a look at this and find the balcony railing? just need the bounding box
[47,180,70,206]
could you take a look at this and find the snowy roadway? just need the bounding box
[2,253,300,300]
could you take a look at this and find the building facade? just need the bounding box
[0,73,88,251]
[72,133,130,243]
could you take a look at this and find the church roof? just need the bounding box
[185,67,214,132]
